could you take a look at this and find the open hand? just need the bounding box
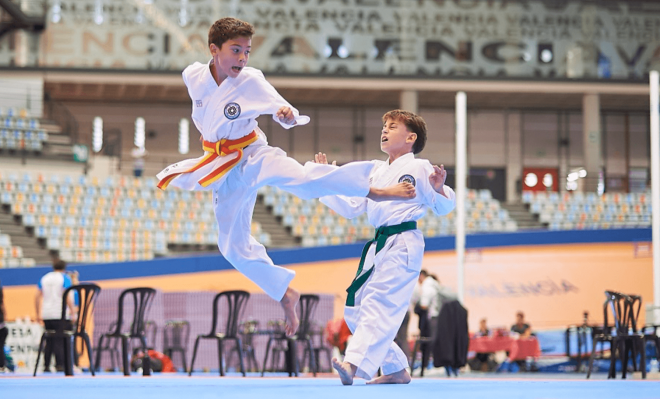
[429,164,447,193]
[276,106,296,125]
[314,152,336,166]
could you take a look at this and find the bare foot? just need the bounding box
[366,369,411,385]
[280,287,300,336]
[332,357,356,385]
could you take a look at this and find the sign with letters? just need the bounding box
[3,0,657,80]
[5,320,44,372]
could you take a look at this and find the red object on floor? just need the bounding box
[147,350,176,373]
[325,319,351,353]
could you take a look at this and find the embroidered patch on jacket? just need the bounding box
[196,100,203,107]
[398,174,416,186]
[224,102,241,119]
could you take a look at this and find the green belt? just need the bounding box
[345,221,417,307]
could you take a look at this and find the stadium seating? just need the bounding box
[0,172,271,266]
[0,107,49,153]
[261,186,518,248]
[0,230,34,268]
[523,191,652,230]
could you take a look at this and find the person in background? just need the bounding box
[35,259,75,372]
[476,318,490,337]
[394,309,411,364]
[511,311,532,338]
[66,270,81,366]
[131,145,148,178]
[0,279,8,372]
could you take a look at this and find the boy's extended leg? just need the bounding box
[243,146,374,200]
[213,175,300,335]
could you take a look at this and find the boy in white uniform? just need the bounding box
[316,110,456,384]
[157,18,414,336]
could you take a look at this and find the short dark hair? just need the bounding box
[382,109,427,154]
[208,17,255,48]
[53,259,66,271]
[419,269,428,277]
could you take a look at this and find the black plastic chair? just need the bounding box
[144,320,158,351]
[94,287,157,376]
[261,294,319,377]
[587,291,646,379]
[189,290,250,376]
[163,320,190,372]
[34,283,101,376]
[625,294,643,373]
[95,321,121,372]
[227,320,260,373]
[307,323,333,373]
[261,320,290,373]
[565,323,590,372]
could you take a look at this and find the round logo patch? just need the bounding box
[398,174,416,186]
[224,102,241,120]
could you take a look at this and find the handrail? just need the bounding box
[43,92,80,144]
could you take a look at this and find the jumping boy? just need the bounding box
[315,110,456,384]
[157,18,414,336]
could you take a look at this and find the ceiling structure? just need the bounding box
[4,68,651,112]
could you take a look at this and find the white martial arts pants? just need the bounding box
[343,232,422,379]
[212,143,374,301]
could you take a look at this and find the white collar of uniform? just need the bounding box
[204,58,239,90]
[387,152,415,167]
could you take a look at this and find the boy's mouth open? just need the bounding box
[381,136,388,142]
[232,66,243,73]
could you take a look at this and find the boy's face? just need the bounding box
[210,35,251,80]
[381,117,416,157]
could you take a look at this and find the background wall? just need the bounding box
[4,241,653,335]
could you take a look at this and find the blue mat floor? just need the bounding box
[1,372,659,399]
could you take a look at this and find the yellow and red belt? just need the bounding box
[157,131,258,190]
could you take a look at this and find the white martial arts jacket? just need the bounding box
[321,152,456,227]
[321,152,456,270]
[157,60,310,190]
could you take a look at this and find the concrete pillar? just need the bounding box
[582,93,601,192]
[400,90,418,114]
[505,112,522,203]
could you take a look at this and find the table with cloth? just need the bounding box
[469,335,541,361]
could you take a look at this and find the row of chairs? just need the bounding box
[57,250,155,264]
[33,286,329,377]
[0,172,154,187]
[0,257,36,268]
[15,203,205,223]
[26,215,217,234]
[548,221,649,231]
[0,107,31,118]
[531,201,652,215]
[0,137,45,152]
[540,212,651,224]
[523,191,652,206]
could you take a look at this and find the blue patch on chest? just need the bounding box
[224,102,241,119]
[398,174,416,186]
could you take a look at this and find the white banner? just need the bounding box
[1,0,659,79]
[5,320,44,373]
